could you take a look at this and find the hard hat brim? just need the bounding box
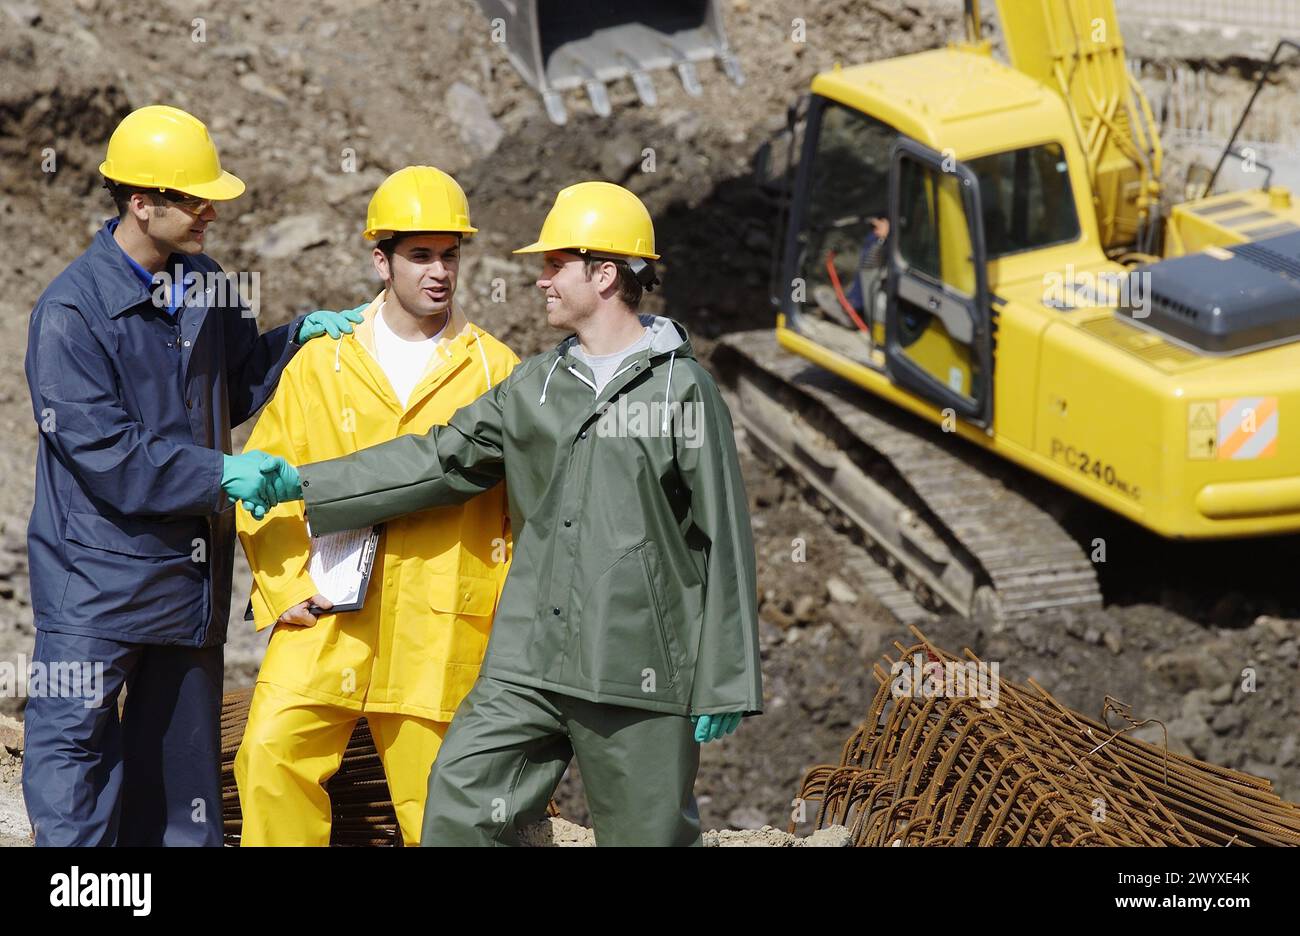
[513,240,660,260]
[178,170,246,201]
[363,224,479,241]
[99,163,246,201]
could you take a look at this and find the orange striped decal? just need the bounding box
[1217,396,1278,460]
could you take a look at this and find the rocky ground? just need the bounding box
[0,0,1297,845]
[516,816,852,847]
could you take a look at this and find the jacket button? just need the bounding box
[186,399,192,409]
[552,607,561,616]
[564,519,571,527]
[183,340,191,348]
[579,431,587,439]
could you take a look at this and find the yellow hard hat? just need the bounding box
[364,166,477,241]
[514,181,659,260]
[99,105,245,200]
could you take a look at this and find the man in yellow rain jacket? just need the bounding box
[234,166,519,845]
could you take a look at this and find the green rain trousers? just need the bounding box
[422,675,701,846]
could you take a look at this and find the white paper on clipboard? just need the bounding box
[307,526,381,612]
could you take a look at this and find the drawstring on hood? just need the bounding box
[538,313,691,410]
[475,333,493,390]
[539,354,564,404]
[662,350,676,432]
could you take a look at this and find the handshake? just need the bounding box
[220,451,304,519]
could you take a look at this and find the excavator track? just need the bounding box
[713,329,1104,628]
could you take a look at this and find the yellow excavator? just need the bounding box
[715,0,1300,626]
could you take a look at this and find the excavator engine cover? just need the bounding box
[476,0,743,124]
[1120,231,1300,355]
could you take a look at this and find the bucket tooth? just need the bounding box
[617,51,658,108]
[658,36,704,97]
[565,56,611,117]
[675,59,703,97]
[584,79,612,117]
[630,70,658,107]
[719,48,745,87]
[542,89,568,126]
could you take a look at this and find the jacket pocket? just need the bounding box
[428,573,498,617]
[65,510,201,558]
[578,540,680,692]
[59,511,206,635]
[639,542,682,685]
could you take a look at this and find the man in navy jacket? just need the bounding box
[22,105,359,845]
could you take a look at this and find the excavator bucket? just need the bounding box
[477,0,744,124]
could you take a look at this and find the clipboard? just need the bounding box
[307,525,382,613]
[242,524,383,622]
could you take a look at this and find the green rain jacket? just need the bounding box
[298,315,762,718]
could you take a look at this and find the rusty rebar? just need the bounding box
[791,629,1300,846]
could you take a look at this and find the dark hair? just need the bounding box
[377,232,461,262]
[104,179,164,218]
[583,257,643,309]
[376,233,407,262]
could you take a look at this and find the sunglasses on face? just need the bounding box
[155,189,213,215]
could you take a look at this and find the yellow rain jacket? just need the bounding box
[236,294,519,722]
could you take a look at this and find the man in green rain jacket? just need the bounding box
[254,182,761,845]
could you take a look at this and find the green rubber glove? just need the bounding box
[259,454,303,503]
[692,712,743,743]
[297,305,365,342]
[221,451,279,519]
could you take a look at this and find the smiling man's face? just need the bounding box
[133,192,218,255]
[537,250,604,330]
[376,233,460,318]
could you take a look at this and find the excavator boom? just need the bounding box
[988,0,1164,255]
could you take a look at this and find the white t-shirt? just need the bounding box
[571,327,653,394]
[373,306,447,406]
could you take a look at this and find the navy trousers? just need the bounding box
[21,629,224,846]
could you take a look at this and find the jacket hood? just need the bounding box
[323,291,499,407]
[538,315,694,418]
[354,290,472,356]
[551,314,695,363]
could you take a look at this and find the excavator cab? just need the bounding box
[886,139,991,426]
[789,101,893,345]
[476,0,744,124]
[779,94,992,427]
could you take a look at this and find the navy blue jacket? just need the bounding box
[25,221,307,647]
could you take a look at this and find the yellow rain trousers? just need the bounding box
[234,294,519,845]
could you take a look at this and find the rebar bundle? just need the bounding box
[220,688,402,847]
[793,628,1300,846]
